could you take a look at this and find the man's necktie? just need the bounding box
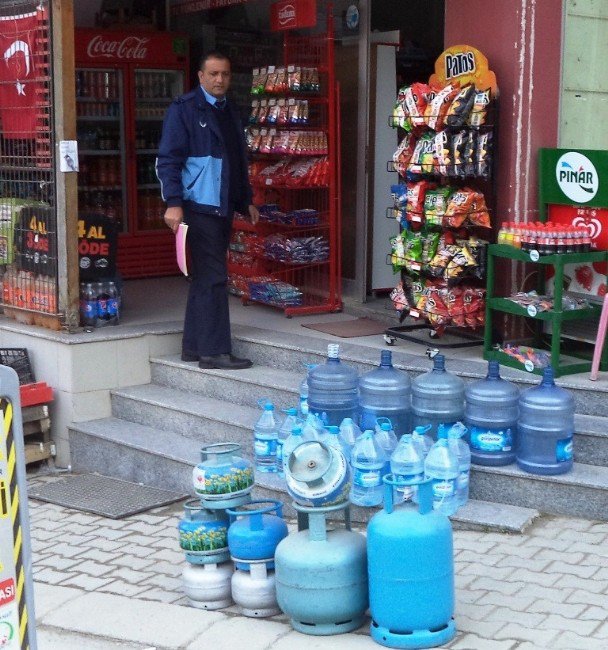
[215,99,226,110]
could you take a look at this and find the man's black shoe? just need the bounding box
[199,354,253,370]
[181,351,199,362]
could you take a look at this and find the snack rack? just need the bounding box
[383,46,498,347]
[229,10,342,317]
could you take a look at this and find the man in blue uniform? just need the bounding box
[157,51,258,369]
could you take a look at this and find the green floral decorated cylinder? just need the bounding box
[193,443,254,509]
[178,499,230,564]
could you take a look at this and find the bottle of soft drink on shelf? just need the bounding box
[107,281,119,325]
[95,281,110,326]
[253,400,279,473]
[80,282,97,327]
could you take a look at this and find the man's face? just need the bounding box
[198,57,231,98]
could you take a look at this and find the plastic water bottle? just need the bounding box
[339,417,361,451]
[307,344,358,426]
[465,360,519,466]
[412,424,434,461]
[80,282,97,327]
[350,430,387,507]
[326,425,351,461]
[302,412,326,442]
[359,350,411,435]
[424,429,459,515]
[281,425,306,476]
[277,408,301,477]
[298,364,316,418]
[412,354,465,439]
[390,434,424,502]
[253,400,279,473]
[443,422,471,508]
[374,417,398,473]
[517,366,574,475]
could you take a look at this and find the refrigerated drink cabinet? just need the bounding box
[75,29,188,278]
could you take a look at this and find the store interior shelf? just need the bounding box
[487,297,601,322]
[490,243,607,265]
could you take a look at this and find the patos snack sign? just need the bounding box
[75,29,186,65]
[270,0,317,31]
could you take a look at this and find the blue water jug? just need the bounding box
[359,350,411,435]
[307,344,358,426]
[424,429,459,516]
[465,360,519,466]
[367,476,456,648]
[517,366,574,475]
[412,354,464,439]
[350,430,387,507]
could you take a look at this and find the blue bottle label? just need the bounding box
[276,439,284,462]
[353,468,382,487]
[431,478,456,500]
[254,438,276,457]
[107,298,118,316]
[556,437,573,463]
[84,300,96,315]
[469,426,513,452]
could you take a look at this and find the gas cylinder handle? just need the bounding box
[226,499,284,528]
[383,474,434,516]
[292,500,350,539]
[199,442,240,462]
[308,511,328,541]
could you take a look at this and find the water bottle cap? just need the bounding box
[437,425,448,439]
[284,408,298,416]
[413,424,432,436]
[326,426,339,435]
[292,426,303,435]
[327,343,340,359]
[341,418,353,425]
[380,422,391,431]
[361,430,374,440]
[264,403,274,411]
[433,354,446,371]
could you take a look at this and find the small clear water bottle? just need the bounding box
[412,354,465,439]
[390,434,424,502]
[339,417,361,451]
[277,407,301,477]
[424,428,459,516]
[359,350,411,436]
[326,425,351,461]
[298,364,317,418]
[412,424,434,461]
[350,430,387,507]
[443,422,471,508]
[517,366,574,475]
[281,425,306,477]
[302,412,326,442]
[253,400,279,473]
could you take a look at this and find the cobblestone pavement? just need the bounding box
[28,475,608,650]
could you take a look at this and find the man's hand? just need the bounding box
[164,206,184,233]
[248,204,260,225]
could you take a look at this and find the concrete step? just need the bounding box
[230,323,608,418]
[150,355,301,412]
[68,416,539,533]
[573,413,608,467]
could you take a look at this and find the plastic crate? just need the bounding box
[0,348,35,385]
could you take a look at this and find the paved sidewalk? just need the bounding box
[28,477,608,650]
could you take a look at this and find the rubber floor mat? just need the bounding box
[29,474,187,519]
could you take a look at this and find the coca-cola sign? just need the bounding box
[86,34,149,61]
[278,4,296,26]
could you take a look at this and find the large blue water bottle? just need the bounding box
[368,476,456,648]
[424,429,459,516]
[517,367,574,475]
[412,354,464,439]
[465,360,519,466]
[350,430,387,507]
[307,344,358,426]
[359,350,411,435]
[253,401,279,473]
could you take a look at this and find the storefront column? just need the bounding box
[52,0,80,329]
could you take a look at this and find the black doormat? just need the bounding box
[29,474,187,519]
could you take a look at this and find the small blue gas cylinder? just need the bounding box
[177,499,230,565]
[367,475,456,649]
[275,501,368,635]
[226,500,288,570]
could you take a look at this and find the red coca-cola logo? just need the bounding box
[86,35,149,60]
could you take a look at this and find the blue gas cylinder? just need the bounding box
[367,476,456,648]
[177,499,230,565]
[226,500,288,570]
[307,344,359,426]
[275,501,368,636]
[359,350,411,436]
[517,366,574,475]
[411,354,464,439]
[465,360,519,466]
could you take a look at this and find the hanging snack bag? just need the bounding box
[249,100,260,124]
[422,231,441,264]
[433,131,451,176]
[447,287,466,327]
[450,130,469,178]
[406,180,431,222]
[465,237,488,279]
[424,187,452,226]
[468,88,492,127]
[445,188,476,228]
[390,233,407,272]
[410,132,435,175]
[392,86,410,130]
[288,65,301,92]
[391,184,408,209]
[476,131,493,179]
[403,82,432,130]
[464,130,477,177]
[467,192,491,228]
[427,240,453,277]
[390,281,409,312]
[445,85,476,128]
[251,68,266,95]
[425,83,460,131]
[393,134,416,177]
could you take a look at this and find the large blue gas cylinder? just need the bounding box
[226,500,288,570]
[359,350,412,436]
[367,476,456,649]
[275,501,368,635]
[517,366,574,475]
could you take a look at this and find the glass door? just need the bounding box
[76,68,127,232]
[133,69,185,231]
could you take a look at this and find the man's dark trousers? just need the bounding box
[182,205,234,358]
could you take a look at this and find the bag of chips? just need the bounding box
[445,188,477,228]
[445,85,476,128]
[424,187,452,226]
[450,130,469,178]
[393,134,416,176]
[476,131,493,179]
[468,88,491,127]
[466,192,491,228]
[403,82,432,129]
[425,83,460,131]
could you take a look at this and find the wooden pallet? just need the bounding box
[22,404,54,465]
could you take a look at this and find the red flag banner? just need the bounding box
[0,11,40,139]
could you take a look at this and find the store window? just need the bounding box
[560,0,608,149]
